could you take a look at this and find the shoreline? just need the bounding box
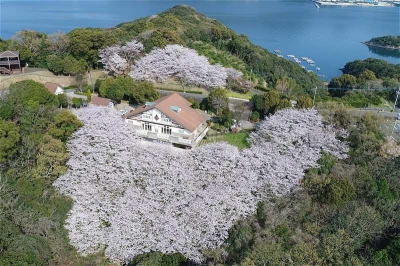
[312,0,397,7]
[362,42,400,50]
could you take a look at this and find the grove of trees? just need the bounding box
[130,44,230,89]
[0,80,104,266]
[54,106,348,264]
[96,76,159,103]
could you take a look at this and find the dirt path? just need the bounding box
[0,68,105,91]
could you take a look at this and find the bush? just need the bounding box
[250,111,260,122]
[55,94,68,108]
[296,96,313,109]
[188,98,200,109]
[72,97,83,108]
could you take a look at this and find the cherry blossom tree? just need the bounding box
[53,106,348,264]
[130,44,230,89]
[99,40,144,76]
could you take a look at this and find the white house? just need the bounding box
[44,82,64,95]
[125,93,208,147]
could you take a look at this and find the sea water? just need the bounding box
[1,0,399,80]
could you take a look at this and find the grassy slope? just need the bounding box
[201,130,251,150]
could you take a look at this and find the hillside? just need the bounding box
[115,5,321,89]
[0,5,321,91]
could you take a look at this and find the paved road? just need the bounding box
[355,108,399,119]
[64,89,87,99]
[157,89,250,105]
[158,89,206,101]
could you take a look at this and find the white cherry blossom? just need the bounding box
[54,106,348,264]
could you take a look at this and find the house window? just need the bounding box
[161,126,172,135]
[142,122,152,131]
[142,113,151,120]
[162,117,171,123]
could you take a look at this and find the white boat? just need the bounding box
[274,50,281,54]
[301,57,309,61]
[316,67,321,71]
[277,54,284,58]
[294,58,301,64]
[287,54,295,58]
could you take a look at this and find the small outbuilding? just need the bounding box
[0,50,21,74]
[90,96,114,108]
[44,82,64,95]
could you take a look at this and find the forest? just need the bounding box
[327,58,399,108]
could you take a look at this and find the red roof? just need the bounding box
[44,82,60,94]
[90,96,112,107]
[126,93,207,132]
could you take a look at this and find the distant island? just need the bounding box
[363,35,400,50]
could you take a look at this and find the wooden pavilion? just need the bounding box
[0,51,21,75]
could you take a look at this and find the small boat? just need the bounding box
[277,54,284,58]
[307,70,313,73]
[301,57,309,61]
[287,54,295,58]
[314,2,321,8]
[316,67,321,71]
[301,66,306,69]
[310,63,315,67]
[274,50,281,54]
[294,58,301,64]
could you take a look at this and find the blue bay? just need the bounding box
[1,0,399,80]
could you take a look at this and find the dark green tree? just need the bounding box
[0,120,20,163]
[296,95,313,109]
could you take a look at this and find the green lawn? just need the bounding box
[226,90,254,100]
[201,130,251,150]
[154,79,208,94]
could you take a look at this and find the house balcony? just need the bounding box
[134,126,208,147]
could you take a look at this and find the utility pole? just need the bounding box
[312,86,317,107]
[390,87,400,139]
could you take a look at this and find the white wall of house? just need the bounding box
[55,86,64,95]
[126,109,192,136]
[125,108,208,146]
